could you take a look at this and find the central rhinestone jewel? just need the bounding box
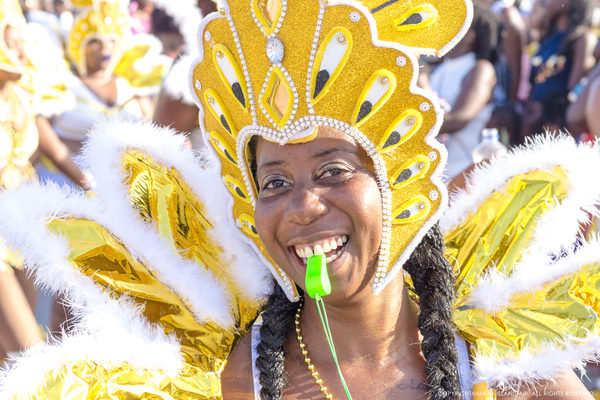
[266,37,284,63]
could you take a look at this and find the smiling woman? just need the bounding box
[1,1,600,400]
[224,126,460,399]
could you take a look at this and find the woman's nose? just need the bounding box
[284,187,328,225]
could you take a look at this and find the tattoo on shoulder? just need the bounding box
[397,379,427,391]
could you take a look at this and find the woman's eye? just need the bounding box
[321,168,343,177]
[319,165,351,179]
[263,178,289,190]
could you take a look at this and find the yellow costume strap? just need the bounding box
[443,136,600,387]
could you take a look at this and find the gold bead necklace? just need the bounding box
[295,301,334,400]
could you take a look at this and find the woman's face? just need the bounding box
[84,37,115,74]
[254,127,383,300]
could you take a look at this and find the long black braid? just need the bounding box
[256,282,297,400]
[255,224,461,400]
[403,224,462,400]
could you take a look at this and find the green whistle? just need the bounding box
[305,254,331,299]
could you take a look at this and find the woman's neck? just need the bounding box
[80,68,112,84]
[297,279,423,367]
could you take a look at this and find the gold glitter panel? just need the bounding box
[362,0,472,56]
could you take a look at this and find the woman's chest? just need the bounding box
[281,356,429,400]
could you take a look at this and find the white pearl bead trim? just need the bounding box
[226,14,258,124]
[429,151,438,161]
[258,64,300,130]
[420,102,431,112]
[304,2,326,115]
[350,11,360,22]
[396,56,407,67]
[250,0,288,39]
[204,31,212,41]
[430,190,439,201]
[235,116,393,289]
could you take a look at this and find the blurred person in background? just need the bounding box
[52,0,72,37]
[477,0,529,146]
[152,0,218,149]
[150,7,184,59]
[0,0,87,364]
[567,41,600,138]
[35,0,155,189]
[426,3,498,179]
[523,0,597,138]
[129,0,153,35]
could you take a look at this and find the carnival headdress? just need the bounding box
[192,0,473,300]
[0,0,27,74]
[67,0,129,75]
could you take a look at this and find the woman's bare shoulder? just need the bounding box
[222,331,256,400]
[495,370,593,400]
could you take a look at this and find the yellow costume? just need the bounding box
[0,0,38,274]
[1,1,600,399]
[31,0,171,120]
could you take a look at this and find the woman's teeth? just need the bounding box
[294,235,348,264]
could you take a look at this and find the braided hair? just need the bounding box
[256,282,298,400]
[255,224,461,400]
[403,225,461,400]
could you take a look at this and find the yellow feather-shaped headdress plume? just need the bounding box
[361,0,473,56]
[192,0,472,300]
[67,0,129,75]
[0,0,26,73]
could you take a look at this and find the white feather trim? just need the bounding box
[442,135,600,312]
[80,116,272,306]
[442,134,600,233]
[1,330,181,399]
[469,239,600,313]
[474,330,600,389]
[0,184,183,398]
[162,55,196,105]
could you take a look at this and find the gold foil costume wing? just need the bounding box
[442,136,600,387]
[0,119,272,399]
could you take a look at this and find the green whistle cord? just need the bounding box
[305,253,353,400]
[314,293,354,400]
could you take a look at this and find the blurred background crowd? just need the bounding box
[2,0,600,395]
